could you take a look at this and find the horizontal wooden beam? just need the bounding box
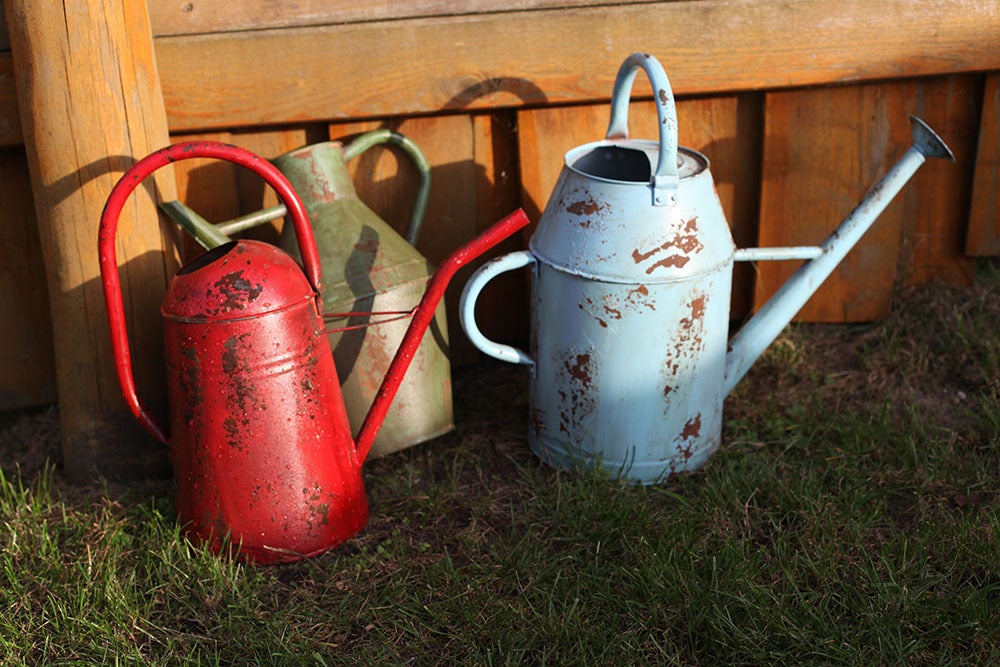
[147,0,616,36]
[1,0,998,146]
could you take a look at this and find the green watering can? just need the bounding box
[162,129,452,458]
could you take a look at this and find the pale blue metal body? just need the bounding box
[461,53,954,484]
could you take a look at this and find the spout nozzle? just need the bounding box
[910,115,954,161]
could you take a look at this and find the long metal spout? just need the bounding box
[723,116,954,396]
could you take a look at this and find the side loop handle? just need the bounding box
[98,141,320,444]
[459,251,536,366]
[342,129,431,246]
[605,52,679,207]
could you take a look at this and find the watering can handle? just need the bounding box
[605,52,680,207]
[458,251,536,366]
[342,129,432,246]
[163,129,432,250]
[98,141,322,445]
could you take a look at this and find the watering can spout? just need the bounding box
[723,115,954,396]
[354,208,530,460]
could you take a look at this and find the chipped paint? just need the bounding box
[631,218,704,274]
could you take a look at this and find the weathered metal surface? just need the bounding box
[102,142,529,562]
[274,137,450,457]
[100,141,366,563]
[161,240,369,562]
[463,54,733,483]
[461,53,953,485]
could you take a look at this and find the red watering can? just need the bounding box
[99,141,528,563]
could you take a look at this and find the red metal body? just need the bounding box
[99,141,529,563]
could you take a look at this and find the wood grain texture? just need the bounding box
[6,0,177,481]
[147,0,620,35]
[755,85,910,322]
[153,0,1000,136]
[2,0,997,146]
[895,75,977,288]
[967,73,1000,256]
[754,77,977,323]
[0,148,55,409]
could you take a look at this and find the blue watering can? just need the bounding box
[460,52,954,484]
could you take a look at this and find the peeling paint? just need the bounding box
[681,413,702,439]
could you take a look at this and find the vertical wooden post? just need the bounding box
[5,0,178,482]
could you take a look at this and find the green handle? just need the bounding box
[160,129,432,250]
[342,129,431,246]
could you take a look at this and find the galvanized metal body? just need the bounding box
[460,52,954,484]
[528,143,733,481]
[274,138,452,458]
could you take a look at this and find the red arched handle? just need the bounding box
[98,141,320,444]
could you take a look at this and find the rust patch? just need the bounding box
[645,255,690,271]
[178,345,203,425]
[221,333,260,445]
[557,351,598,437]
[664,293,710,379]
[565,196,605,216]
[626,285,656,311]
[685,295,707,329]
[566,353,593,388]
[681,413,702,439]
[631,217,703,275]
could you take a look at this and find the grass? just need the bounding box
[1,261,998,665]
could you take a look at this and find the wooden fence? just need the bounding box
[0,0,997,477]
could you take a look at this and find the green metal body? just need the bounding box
[275,140,452,458]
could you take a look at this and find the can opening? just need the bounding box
[570,145,651,183]
[177,241,237,276]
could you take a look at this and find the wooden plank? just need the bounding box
[753,77,977,323]
[150,0,1000,137]
[147,0,619,36]
[0,147,55,409]
[0,4,7,51]
[0,53,21,146]
[674,93,762,319]
[3,0,995,147]
[6,0,177,481]
[896,75,978,287]
[967,73,1000,256]
[755,84,911,322]
[470,110,529,345]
